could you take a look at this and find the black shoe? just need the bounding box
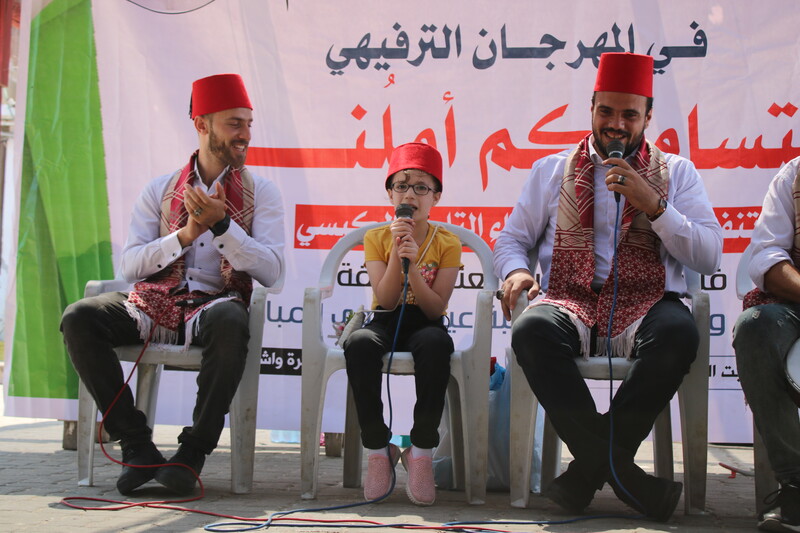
[154,444,206,495]
[608,463,682,522]
[544,461,601,514]
[759,480,800,532]
[116,441,165,495]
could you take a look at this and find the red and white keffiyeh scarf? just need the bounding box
[126,151,255,346]
[535,134,669,358]
[743,166,800,310]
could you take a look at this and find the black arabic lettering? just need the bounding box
[500,25,566,60]
[337,262,354,287]
[701,270,727,291]
[409,24,460,66]
[381,23,410,60]
[473,28,497,69]
[337,263,371,287]
[710,313,725,336]
[567,23,626,69]
[454,271,484,289]
[266,301,303,324]
[650,21,708,72]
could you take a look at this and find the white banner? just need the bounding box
[14,0,800,443]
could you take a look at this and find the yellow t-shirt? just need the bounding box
[364,223,462,309]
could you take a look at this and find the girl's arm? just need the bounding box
[406,265,459,320]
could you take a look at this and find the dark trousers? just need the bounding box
[60,291,250,454]
[733,303,800,483]
[343,305,453,449]
[511,295,698,487]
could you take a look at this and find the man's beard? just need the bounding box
[209,128,247,169]
[594,128,645,158]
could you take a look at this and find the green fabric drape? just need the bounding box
[9,0,112,399]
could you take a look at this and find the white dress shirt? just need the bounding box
[119,164,285,291]
[493,138,722,292]
[748,156,800,291]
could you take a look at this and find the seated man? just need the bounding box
[494,52,722,521]
[60,73,285,495]
[734,155,800,532]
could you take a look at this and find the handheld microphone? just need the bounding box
[607,139,625,203]
[395,203,414,274]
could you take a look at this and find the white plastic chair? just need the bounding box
[76,272,282,494]
[735,243,780,513]
[507,248,709,514]
[300,222,496,505]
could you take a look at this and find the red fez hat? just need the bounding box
[594,53,654,98]
[191,73,252,119]
[385,142,443,190]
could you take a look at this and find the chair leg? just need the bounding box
[134,363,161,426]
[677,359,709,514]
[300,357,332,499]
[229,349,260,494]
[653,406,674,480]
[680,291,710,514]
[540,415,561,490]
[447,381,467,493]
[343,385,363,488]
[509,350,537,508]
[459,370,488,505]
[77,379,97,487]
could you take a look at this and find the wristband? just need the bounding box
[210,214,231,236]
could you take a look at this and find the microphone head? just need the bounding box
[395,203,414,219]
[606,139,625,160]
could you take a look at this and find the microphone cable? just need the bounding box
[204,251,413,531]
[60,306,207,512]
[605,195,645,513]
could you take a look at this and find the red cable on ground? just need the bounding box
[58,309,514,533]
[61,308,205,510]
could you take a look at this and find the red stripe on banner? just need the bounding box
[715,206,761,254]
[296,205,764,252]
[247,146,389,169]
[295,204,511,250]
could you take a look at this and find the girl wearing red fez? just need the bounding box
[343,142,461,506]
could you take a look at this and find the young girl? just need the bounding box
[343,142,461,506]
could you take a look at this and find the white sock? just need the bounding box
[368,446,389,458]
[410,445,432,459]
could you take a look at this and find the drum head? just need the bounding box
[784,341,800,407]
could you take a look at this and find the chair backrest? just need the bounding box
[735,243,755,300]
[317,221,498,298]
[684,268,701,294]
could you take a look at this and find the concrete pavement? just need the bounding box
[0,386,764,532]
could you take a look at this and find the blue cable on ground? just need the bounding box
[205,274,411,532]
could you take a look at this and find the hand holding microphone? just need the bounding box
[606,139,625,203]
[394,203,414,274]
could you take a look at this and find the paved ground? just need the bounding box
[0,385,764,532]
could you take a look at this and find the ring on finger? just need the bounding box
[193,208,202,216]
[618,175,626,185]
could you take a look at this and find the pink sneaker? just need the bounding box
[363,444,400,501]
[401,447,436,506]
